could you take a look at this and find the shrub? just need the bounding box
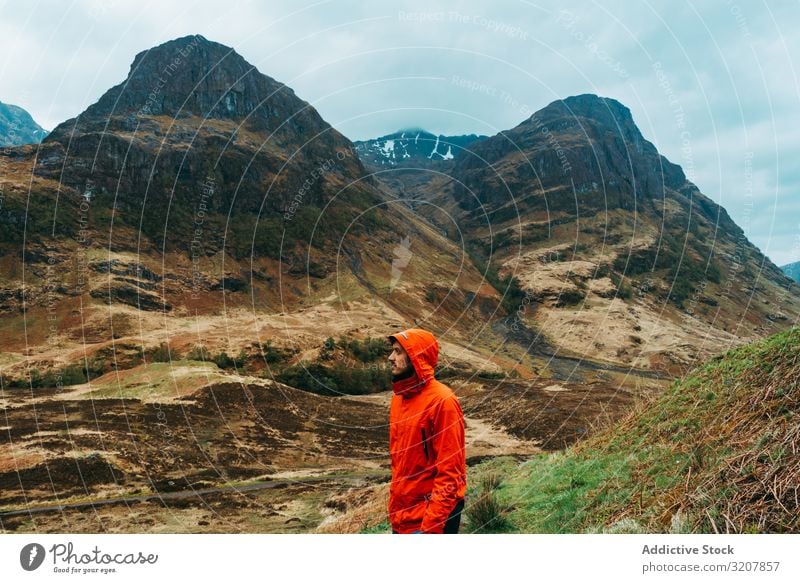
[594,263,611,278]
[86,355,107,378]
[61,364,88,385]
[186,344,211,361]
[616,281,633,300]
[341,336,389,363]
[147,342,180,363]
[609,272,633,300]
[213,351,232,368]
[9,363,88,388]
[211,349,248,370]
[477,370,506,380]
[252,340,291,364]
[276,361,390,396]
[320,337,336,360]
[435,365,458,380]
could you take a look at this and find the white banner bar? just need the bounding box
[1,534,798,582]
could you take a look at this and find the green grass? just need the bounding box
[360,521,391,534]
[499,450,636,532]
[76,360,225,401]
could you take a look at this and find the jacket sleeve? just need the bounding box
[420,395,466,533]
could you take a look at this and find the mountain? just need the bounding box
[782,261,800,283]
[0,101,48,145]
[408,94,800,373]
[0,35,497,319]
[35,34,372,265]
[0,34,506,372]
[354,129,486,169]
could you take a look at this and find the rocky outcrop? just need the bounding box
[90,283,171,311]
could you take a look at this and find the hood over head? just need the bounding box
[388,328,439,397]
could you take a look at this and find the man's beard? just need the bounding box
[391,363,416,382]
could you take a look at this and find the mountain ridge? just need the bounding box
[0,34,502,354]
[354,128,487,170]
[0,101,49,146]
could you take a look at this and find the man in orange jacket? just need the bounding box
[387,328,467,534]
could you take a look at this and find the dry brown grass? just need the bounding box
[315,482,389,533]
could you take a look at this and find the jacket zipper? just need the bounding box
[421,428,429,462]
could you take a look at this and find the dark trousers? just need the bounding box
[392,498,465,534]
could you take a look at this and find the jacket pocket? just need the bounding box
[421,428,430,462]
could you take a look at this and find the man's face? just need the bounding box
[388,339,412,376]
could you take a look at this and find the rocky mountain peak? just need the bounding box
[47,35,319,140]
[26,35,371,262]
[541,94,635,126]
[115,34,280,117]
[450,92,688,217]
[518,93,645,152]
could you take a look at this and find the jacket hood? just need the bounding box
[388,328,439,396]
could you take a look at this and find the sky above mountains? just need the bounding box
[2,0,798,265]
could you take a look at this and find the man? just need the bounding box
[387,328,467,534]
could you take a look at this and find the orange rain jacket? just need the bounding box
[387,328,467,534]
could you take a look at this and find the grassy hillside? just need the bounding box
[472,327,799,533]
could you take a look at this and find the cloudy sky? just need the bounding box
[2,0,799,265]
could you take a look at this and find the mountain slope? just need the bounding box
[33,34,372,264]
[0,35,513,384]
[417,94,800,372]
[0,101,48,146]
[496,325,800,533]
